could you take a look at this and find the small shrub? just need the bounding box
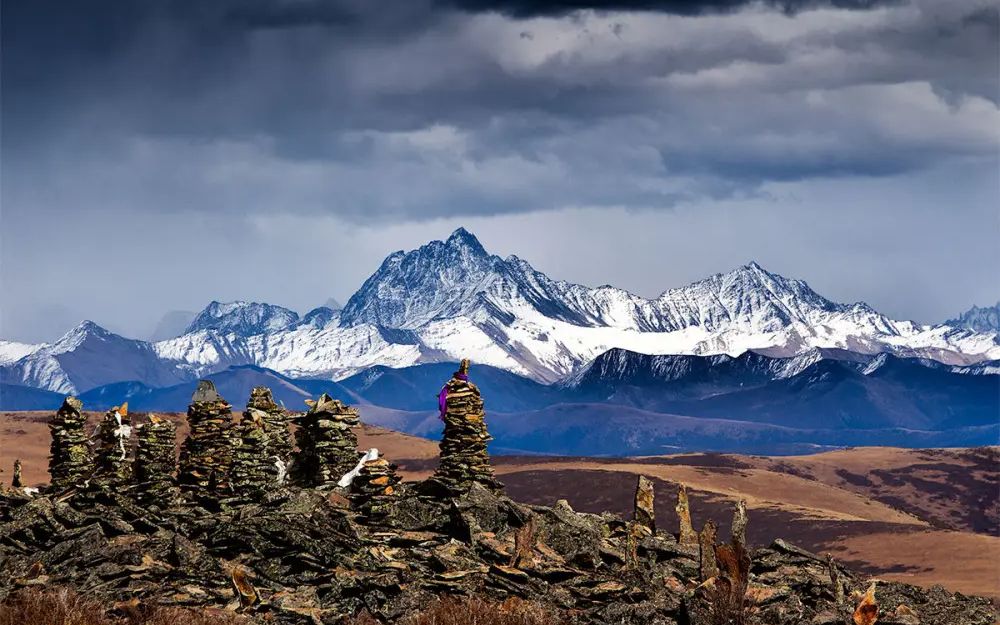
[0,588,247,625]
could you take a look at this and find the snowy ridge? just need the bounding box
[184,301,299,336]
[0,340,42,366]
[946,302,1000,335]
[3,228,999,393]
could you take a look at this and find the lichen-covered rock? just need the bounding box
[431,360,503,494]
[178,380,234,502]
[291,393,360,487]
[133,414,177,506]
[92,403,133,490]
[48,397,92,492]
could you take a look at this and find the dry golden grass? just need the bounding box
[349,596,566,625]
[0,588,247,625]
[0,589,563,625]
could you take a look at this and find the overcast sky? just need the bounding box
[2,0,998,343]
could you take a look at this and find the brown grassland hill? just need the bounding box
[2,410,998,599]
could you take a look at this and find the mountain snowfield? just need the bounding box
[3,228,999,394]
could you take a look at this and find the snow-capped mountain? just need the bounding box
[184,301,299,336]
[1,321,189,394]
[0,340,41,366]
[4,228,999,393]
[337,228,1000,380]
[947,302,1000,335]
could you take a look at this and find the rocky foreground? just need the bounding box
[1,374,997,624]
[2,468,997,624]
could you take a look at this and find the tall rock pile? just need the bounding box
[230,411,273,501]
[48,397,93,492]
[432,359,501,493]
[349,452,401,524]
[245,386,292,485]
[92,403,133,490]
[178,380,234,501]
[133,414,177,506]
[292,394,360,487]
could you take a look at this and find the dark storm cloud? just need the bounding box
[1,0,998,342]
[438,0,895,17]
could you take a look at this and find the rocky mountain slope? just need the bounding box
[947,301,1000,335]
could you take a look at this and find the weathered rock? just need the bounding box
[731,498,748,550]
[246,386,293,479]
[350,453,402,524]
[291,393,359,487]
[12,459,23,489]
[2,384,997,625]
[178,380,234,501]
[431,360,502,494]
[698,520,718,581]
[48,397,92,492]
[854,582,879,625]
[634,475,655,535]
[230,410,273,502]
[133,414,177,505]
[676,484,698,548]
[92,403,133,490]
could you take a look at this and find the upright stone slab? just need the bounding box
[731,499,748,551]
[92,403,133,490]
[245,386,292,485]
[699,520,719,581]
[49,397,93,492]
[178,380,234,500]
[134,414,177,506]
[12,459,23,489]
[431,359,502,493]
[676,484,698,547]
[634,475,655,535]
[292,394,360,487]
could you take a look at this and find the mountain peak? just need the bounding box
[947,301,1000,334]
[445,227,488,255]
[185,301,299,336]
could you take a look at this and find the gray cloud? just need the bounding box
[1,0,997,341]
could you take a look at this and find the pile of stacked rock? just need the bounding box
[48,397,93,492]
[432,359,502,493]
[92,403,133,490]
[292,393,359,487]
[349,452,402,524]
[245,386,293,484]
[230,410,273,501]
[178,380,234,501]
[133,414,177,506]
[11,459,23,489]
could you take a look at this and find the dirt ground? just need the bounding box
[2,410,997,599]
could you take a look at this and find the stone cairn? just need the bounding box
[349,452,402,524]
[92,403,133,490]
[245,386,293,485]
[48,397,93,492]
[178,380,234,501]
[230,409,273,501]
[133,414,177,506]
[11,459,23,489]
[292,394,360,488]
[432,359,501,493]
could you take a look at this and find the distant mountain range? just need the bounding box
[1,228,997,455]
[2,228,998,396]
[947,302,1000,335]
[2,349,996,455]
